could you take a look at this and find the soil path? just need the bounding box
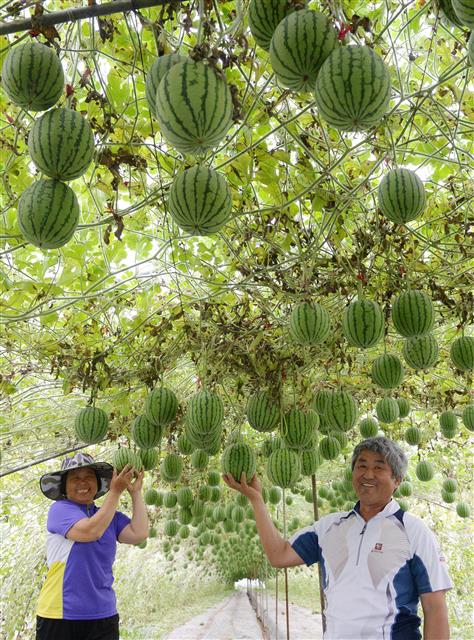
[163,590,324,640]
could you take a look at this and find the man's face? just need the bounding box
[352,449,400,508]
[65,467,98,504]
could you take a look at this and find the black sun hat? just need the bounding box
[40,452,113,501]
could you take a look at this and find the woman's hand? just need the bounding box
[109,465,136,496]
[127,468,144,496]
[222,472,263,503]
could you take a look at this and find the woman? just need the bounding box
[36,451,149,640]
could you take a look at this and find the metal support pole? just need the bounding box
[0,0,183,37]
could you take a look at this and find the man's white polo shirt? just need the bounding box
[290,499,452,639]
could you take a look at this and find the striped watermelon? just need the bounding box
[269,10,338,92]
[112,448,143,472]
[191,499,205,517]
[248,0,291,50]
[333,431,348,450]
[319,435,341,460]
[221,443,256,482]
[371,354,404,389]
[359,417,379,438]
[453,0,474,28]
[398,481,412,497]
[160,453,183,482]
[396,398,411,418]
[164,519,179,537]
[191,448,209,470]
[139,448,159,471]
[145,386,178,426]
[312,389,331,415]
[300,449,322,476]
[415,460,434,482]
[208,470,220,486]
[1,42,64,111]
[378,169,426,224]
[246,392,280,433]
[168,165,232,236]
[187,390,224,433]
[74,406,108,444]
[440,411,458,438]
[268,486,282,504]
[163,491,177,508]
[405,426,421,446]
[28,108,94,181]
[403,333,439,370]
[177,433,195,455]
[442,478,457,493]
[450,336,474,371]
[144,488,158,505]
[325,389,358,432]
[177,487,193,508]
[392,290,434,337]
[132,415,163,449]
[179,524,190,538]
[342,299,384,349]
[436,0,464,25]
[18,179,79,249]
[289,302,331,345]
[282,409,315,449]
[442,490,456,503]
[315,45,391,131]
[155,60,233,155]
[462,404,474,431]
[376,397,400,423]
[145,53,186,115]
[185,419,223,451]
[456,502,471,518]
[231,505,245,523]
[266,448,301,488]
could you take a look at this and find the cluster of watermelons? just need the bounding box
[1,42,95,249]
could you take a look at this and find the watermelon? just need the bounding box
[1,42,64,111]
[450,336,474,371]
[163,491,177,508]
[247,392,280,432]
[28,108,94,181]
[439,411,458,431]
[442,478,457,493]
[112,448,143,472]
[376,397,400,424]
[332,431,348,450]
[177,487,193,508]
[342,299,385,348]
[314,45,391,131]
[378,169,426,224]
[179,525,190,539]
[268,486,282,504]
[177,433,195,455]
[456,502,471,518]
[178,507,192,525]
[319,435,341,460]
[300,449,321,476]
[191,449,209,470]
[248,0,291,50]
[168,165,232,236]
[325,389,358,432]
[18,179,79,249]
[453,0,474,28]
[191,499,205,517]
[269,10,338,92]
[403,333,439,370]
[145,386,178,426]
[208,470,221,486]
[132,415,163,449]
[155,60,233,155]
[288,301,331,345]
[392,290,434,337]
[371,354,404,389]
[74,406,108,444]
[231,505,245,523]
[405,426,421,446]
[155,491,164,507]
[359,416,379,438]
[462,404,474,431]
[436,0,464,26]
[160,453,183,482]
[139,448,159,471]
[398,481,412,497]
[266,448,301,488]
[312,388,331,415]
[282,409,314,450]
[415,460,434,482]
[164,519,179,537]
[185,419,223,452]
[221,443,257,482]
[145,53,186,115]
[441,490,456,503]
[144,488,158,505]
[187,389,224,433]
[148,526,157,538]
[396,398,411,418]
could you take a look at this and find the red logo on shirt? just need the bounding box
[372,543,383,552]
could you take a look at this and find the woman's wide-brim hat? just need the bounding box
[40,452,113,501]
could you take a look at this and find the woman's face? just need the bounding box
[65,467,98,504]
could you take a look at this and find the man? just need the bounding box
[223,436,451,639]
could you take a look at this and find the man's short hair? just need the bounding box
[351,436,408,480]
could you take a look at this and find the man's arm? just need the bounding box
[420,590,450,640]
[223,472,304,568]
